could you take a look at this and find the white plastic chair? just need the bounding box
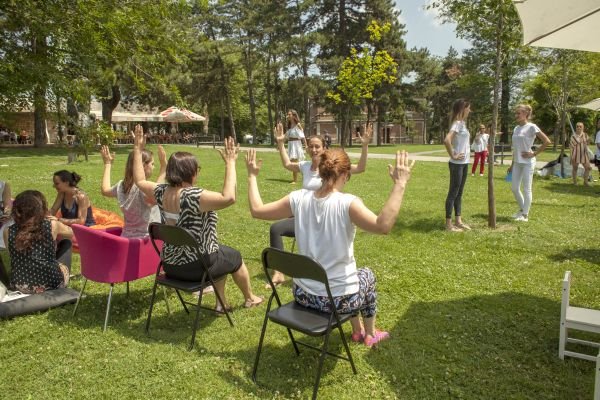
[559,271,600,361]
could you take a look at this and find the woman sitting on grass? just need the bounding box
[49,170,96,227]
[4,190,73,293]
[100,144,167,238]
[245,148,414,348]
[131,125,263,311]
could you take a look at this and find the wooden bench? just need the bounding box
[194,134,223,148]
[493,144,512,164]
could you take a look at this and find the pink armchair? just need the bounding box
[71,224,161,331]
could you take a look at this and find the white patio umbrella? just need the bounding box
[513,0,600,52]
[576,98,600,111]
[160,106,205,123]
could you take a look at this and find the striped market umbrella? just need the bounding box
[160,106,205,123]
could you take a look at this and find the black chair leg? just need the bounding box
[162,287,171,315]
[212,283,234,327]
[188,292,203,351]
[72,278,88,316]
[175,289,190,314]
[313,329,333,400]
[252,311,271,383]
[103,283,114,332]
[286,328,300,356]
[145,281,159,334]
[337,325,357,374]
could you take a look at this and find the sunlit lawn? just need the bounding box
[0,143,598,399]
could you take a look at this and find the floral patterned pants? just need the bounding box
[293,268,377,318]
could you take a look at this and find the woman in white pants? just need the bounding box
[507,104,551,222]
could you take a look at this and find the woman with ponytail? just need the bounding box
[3,190,73,293]
[49,170,96,226]
[246,148,414,348]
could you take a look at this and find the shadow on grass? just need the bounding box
[47,284,224,348]
[548,249,600,266]
[219,323,356,399]
[543,182,599,197]
[395,218,443,233]
[471,213,514,223]
[365,292,593,399]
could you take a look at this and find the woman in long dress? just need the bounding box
[569,121,591,186]
[285,109,308,184]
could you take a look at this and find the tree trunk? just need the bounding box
[243,46,257,141]
[488,7,504,229]
[225,87,236,140]
[500,65,510,143]
[101,85,121,124]
[265,50,274,144]
[31,35,48,147]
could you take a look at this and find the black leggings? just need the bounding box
[269,218,295,250]
[56,239,72,271]
[163,245,242,282]
[445,162,468,219]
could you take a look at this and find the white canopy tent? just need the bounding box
[514,0,600,53]
[576,98,600,112]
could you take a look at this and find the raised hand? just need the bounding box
[245,149,263,176]
[133,124,145,148]
[274,122,285,145]
[388,150,415,185]
[157,145,167,165]
[359,122,373,146]
[100,145,114,164]
[217,136,240,163]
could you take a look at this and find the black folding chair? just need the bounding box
[146,223,233,351]
[252,247,357,400]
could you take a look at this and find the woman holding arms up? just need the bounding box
[131,125,263,311]
[284,110,308,184]
[245,148,414,347]
[444,99,472,232]
[100,144,167,238]
[268,122,372,286]
[508,104,551,222]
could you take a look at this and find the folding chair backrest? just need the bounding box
[561,271,571,320]
[262,247,328,285]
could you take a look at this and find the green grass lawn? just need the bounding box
[0,144,599,399]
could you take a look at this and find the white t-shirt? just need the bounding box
[449,121,470,164]
[595,130,600,158]
[111,181,156,238]
[512,122,541,164]
[289,190,358,297]
[473,133,489,152]
[298,161,322,191]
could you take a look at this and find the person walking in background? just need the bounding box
[471,124,489,177]
[569,122,592,186]
[444,99,472,232]
[284,110,307,184]
[508,104,551,222]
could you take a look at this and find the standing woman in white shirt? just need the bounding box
[444,99,472,232]
[284,110,308,184]
[507,104,551,222]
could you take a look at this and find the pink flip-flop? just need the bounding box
[364,330,390,348]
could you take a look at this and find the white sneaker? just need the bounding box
[512,211,523,219]
[515,215,528,222]
[471,173,475,177]
[479,173,484,177]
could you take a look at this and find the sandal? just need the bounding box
[446,225,463,232]
[264,280,285,290]
[364,330,390,348]
[214,304,233,315]
[244,296,264,308]
[351,331,365,343]
[456,223,471,231]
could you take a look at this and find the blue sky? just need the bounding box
[394,0,471,57]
